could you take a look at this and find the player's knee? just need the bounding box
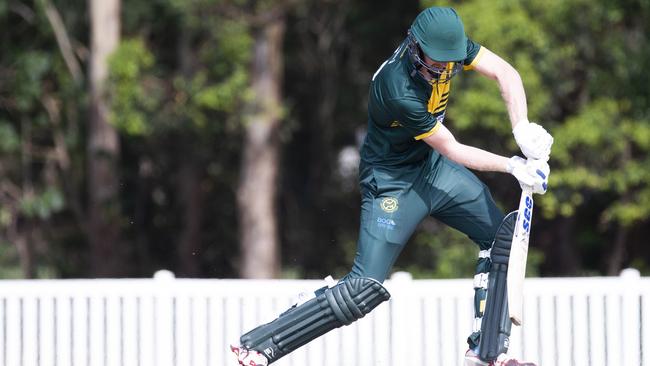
[468,187,506,250]
[341,271,386,284]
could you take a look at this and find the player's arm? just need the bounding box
[471,48,527,129]
[422,124,549,193]
[422,123,509,172]
[395,94,510,173]
[471,47,553,160]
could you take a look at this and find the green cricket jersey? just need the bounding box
[360,37,485,166]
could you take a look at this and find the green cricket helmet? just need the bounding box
[407,7,466,83]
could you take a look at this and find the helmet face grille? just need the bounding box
[407,31,463,85]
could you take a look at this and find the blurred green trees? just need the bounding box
[0,0,648,279]
[421,0,650,275]
[0,0,86,277]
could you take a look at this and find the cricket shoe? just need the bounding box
[464,349,537,366]
[230,344,268,366]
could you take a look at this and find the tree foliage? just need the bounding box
[0,0,648,279]
[421,0,650,275]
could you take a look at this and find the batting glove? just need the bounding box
[507,156,550,195]
[513,120,553,160]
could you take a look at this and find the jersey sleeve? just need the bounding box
[463,38,486,71]
[391,97,442,140]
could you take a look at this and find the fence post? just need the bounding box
[389,271,414,366]
[620,268,641,366]
[153,269,176,280]
[152,269,176,366]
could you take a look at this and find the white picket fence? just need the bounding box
[0,269,648,366]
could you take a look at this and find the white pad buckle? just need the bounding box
[473,273,489,289]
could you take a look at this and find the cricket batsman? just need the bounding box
[231,6,553,366]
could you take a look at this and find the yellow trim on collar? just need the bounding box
[463,46,486,71]
[414,122,442,140]
[427,79,451,114]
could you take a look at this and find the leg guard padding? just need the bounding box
[479,211,517,361]
[240,277,390,364]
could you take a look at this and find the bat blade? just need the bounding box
[507,187,534,326]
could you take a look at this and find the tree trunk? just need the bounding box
[175,23,205,278]
[133,157,153,275]
[607,147,632,276]
[9,216,35,279]
[237,15,286,279]
[178,161,204,277]
[87,0,123,277]
[607,225,628,275]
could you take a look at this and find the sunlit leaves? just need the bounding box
[541,96,650,228]
[19,188,65,220]
[108,4,252,136]
[108,39,157,135]
[194,67,250,113]
[211,19,253,76]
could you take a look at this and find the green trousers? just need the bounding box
[346,151,504,282]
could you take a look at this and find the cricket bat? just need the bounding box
[507,186,534,326]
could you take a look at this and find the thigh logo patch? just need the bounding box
[380,197,399,213]
[377,217,396,230]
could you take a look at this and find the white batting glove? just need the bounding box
[507,156,550,194]
[512,120,553,160]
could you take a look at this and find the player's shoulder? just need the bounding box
[386,94,431,121]
[372,58,407,90]
[372,64,427,108]
[372,42,413,88]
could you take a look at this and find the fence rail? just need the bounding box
[0,270,648,366]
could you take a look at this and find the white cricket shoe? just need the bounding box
[465,349,537,366]
[230,344,269,366]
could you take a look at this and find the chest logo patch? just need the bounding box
[380,197,399,213]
